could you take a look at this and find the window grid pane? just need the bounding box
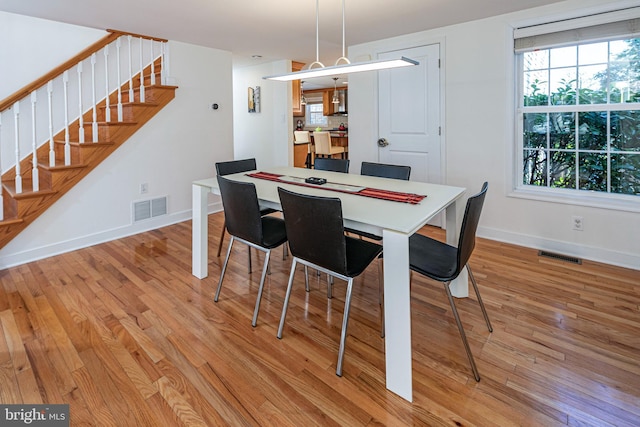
[520,37,640,197]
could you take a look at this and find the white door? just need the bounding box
[378,44,441,184]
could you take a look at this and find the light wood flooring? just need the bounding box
[0,212,638,426]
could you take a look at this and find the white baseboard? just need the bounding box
[2,204,635,273]
[0,202,223,270]
[478,226,639,271]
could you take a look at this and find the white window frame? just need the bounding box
[511,7,640,213]
[305,103,328,127]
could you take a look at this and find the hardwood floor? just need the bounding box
[1,212,638,426]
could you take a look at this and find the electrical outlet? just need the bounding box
[572,215,584,231]
[140,183,148,194]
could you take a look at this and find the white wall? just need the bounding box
[348,0,640,270]
[232,61,293,169]
[0,12,234,267]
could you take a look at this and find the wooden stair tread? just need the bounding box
[0,217,24,226]
[2,180,57,199]
[52,140,115,147]
[37,160,87,171]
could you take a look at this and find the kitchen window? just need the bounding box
[515,10,640,205]
[305,103,328,127]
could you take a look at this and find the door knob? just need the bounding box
[377,138,389,147]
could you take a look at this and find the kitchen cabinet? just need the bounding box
[323,89,347,116]
[292,61,305,117]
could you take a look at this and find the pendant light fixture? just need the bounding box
[263,0,418,81]
[332,78,340,104]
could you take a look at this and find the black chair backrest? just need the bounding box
[456,182,488,274]
[217,176,263,245]
[215,158,257,176]
[314,157,350,173]
[278,187,348,275]
[360,162,411,181]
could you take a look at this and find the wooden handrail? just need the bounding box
[0,30,167,113]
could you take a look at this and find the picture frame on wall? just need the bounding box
[248,86,260,113]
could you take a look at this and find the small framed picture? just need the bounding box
[248,86,261,113]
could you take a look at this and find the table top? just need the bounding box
[195,166,465,236]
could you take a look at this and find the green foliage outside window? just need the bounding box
[521,38,640,196]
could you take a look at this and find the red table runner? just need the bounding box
[246,171,426,204]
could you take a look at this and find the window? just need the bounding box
[516,13,640,199]
[305,103,327,127]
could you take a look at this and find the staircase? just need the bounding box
[0,30,177,250]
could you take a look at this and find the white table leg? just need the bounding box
[192,184,209,279]
[382,229,413,402]
[445,200,469,298]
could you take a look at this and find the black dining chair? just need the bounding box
[313,157,350,173]
[360,161,411,181]
[348,161,412,242]
[214,176,288,327]
[408,182,492,381]
[276,187,383,376]
[215,158,278,261]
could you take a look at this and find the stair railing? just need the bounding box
[0,30,168,220]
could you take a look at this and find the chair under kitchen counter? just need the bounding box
[313,131,345,159]
[294,130,313,168]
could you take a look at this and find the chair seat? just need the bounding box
[261,216,288,248]
[409,233,459,282]
[345,236,383,277]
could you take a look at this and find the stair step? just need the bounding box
[37,160,88,171]
[2,179,57,199]
[0,218,24,227]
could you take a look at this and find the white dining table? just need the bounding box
[192,166,466,402]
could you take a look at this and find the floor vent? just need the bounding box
[538,250,582,264]
[133,196,168,223]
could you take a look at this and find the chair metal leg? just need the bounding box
[336,278,354,376]
[277,259,298,339]
[304,265,310,292]
[214,236,235,301]
[444,281,481,382]
[251,249,271,327]
[216,221,227,257]
[467,265,493,333]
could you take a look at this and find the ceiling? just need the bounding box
[0,0,567,89]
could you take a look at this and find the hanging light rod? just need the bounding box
[263,0,418,81]
[263,57,418,81]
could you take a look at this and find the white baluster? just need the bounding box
[104,45,111,122]
[160,41,166,85]
[150,39,156,86]
[13,102,22,194]
[30,92,39,192]
[63,70,71,166]
[128,35,134,102]
[91,53,99,142]
[47,81,55,167]
[139,36,146,102]
[77,62,85,143]
[116,37,123,122]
